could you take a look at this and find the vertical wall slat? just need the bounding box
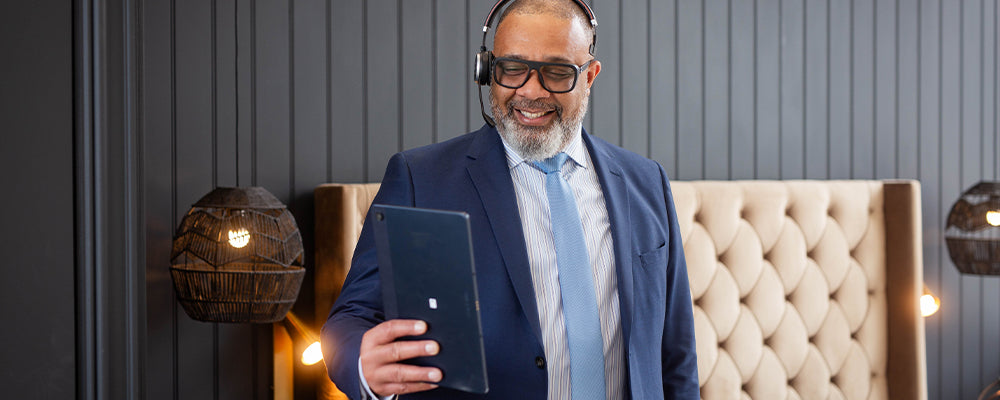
[235,0,253,186]
[756,0,781,179]
[254,0,292,200]
[216,0,237,187]
[805,0,829,179]
[677,0,704,179]
[649,0,678,176]
[364,0,400,182]
[329,0,365,182]
[434,0,467,142]
[621,0,649,156]
[780,0,805,179]
[142,0,176,397]
[875,0,897,178]
[704,0,730,179]
[896,0,919,180]
[851,0,875,178]
[401,0,435,150]
[293,0,331,202]
[729,0,755,179]
[829,0,851,179]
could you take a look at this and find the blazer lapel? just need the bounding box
[465,126,543,342]
[583,132,634,345]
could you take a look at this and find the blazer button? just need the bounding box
[535,356,546,369]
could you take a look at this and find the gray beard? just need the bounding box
[489,86,588,162]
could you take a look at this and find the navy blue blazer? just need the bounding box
[321,125,699,399]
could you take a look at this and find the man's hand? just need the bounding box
[360,319,443,397]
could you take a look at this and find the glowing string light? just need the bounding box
[921,292,940,317]
[986,210,1000,227]
[302,342,323,365]
[228,228,250,248]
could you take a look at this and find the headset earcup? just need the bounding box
[474,51,492,86]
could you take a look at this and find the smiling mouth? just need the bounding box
[517,109,552,119]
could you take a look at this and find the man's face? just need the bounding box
[489,13,601,161]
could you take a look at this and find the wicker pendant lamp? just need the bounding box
[170,187,305,323]
[944,181,1000,400]
[945,181,1000,276]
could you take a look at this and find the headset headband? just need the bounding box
[479,0,598,55]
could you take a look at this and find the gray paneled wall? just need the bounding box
[0,0,76,398]
[140,0,999,399]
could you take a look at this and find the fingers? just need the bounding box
[360,320,443,396]
[369,365,442,396]
[361,320,439,363]
[363,319,429,347]
[368,337,440,364]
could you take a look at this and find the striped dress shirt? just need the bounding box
[502,134,625,400]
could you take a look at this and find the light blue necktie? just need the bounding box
[533,153,607,400]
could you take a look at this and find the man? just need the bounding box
[321,1,698,399]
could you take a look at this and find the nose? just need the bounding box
[514,70,551,100]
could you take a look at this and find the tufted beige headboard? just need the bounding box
[311,180,926,400]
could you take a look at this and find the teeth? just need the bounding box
[520,110,547,119]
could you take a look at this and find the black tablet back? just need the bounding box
[372,204,489,394]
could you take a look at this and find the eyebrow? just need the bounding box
[500,54,578,65]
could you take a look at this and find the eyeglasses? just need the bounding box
[491,57,595,94]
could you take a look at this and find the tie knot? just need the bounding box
[532,152,570,174]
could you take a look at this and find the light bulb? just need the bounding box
[987,210,1000,227]
[920,293,940,317]
[301,341,323,365]
[228,228,250,248]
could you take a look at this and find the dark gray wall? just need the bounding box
[0,0,76,398]
[2,0,997,399]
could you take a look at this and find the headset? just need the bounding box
[473,0,599,126]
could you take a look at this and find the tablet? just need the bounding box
[372,204,489,394]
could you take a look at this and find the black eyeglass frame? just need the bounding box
[490,57,595,94]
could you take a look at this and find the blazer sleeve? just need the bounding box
[320,153,415,399]
[658,165,701,399]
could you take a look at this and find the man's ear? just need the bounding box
[584,60,602,89]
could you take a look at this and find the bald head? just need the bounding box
[495,0,596,54]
